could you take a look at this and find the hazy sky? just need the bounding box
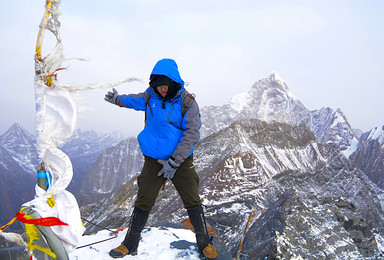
[0,0,383,137]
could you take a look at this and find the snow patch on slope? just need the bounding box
[368,126,384,145]
[342,137,359,158]
[229,91,251,112]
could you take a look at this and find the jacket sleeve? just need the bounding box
[116,92,147,111]
[172,100,201,164]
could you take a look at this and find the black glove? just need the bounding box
[157,157,180,179]
[105,88,119,105]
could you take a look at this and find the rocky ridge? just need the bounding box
[80,137,143,195]
[350,126,384,189]
[60,129,124,193]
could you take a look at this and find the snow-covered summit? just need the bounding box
[70,227,201,260]
[268,71,293,96]
[0,123,37,175]
[0,123,35,148]
[270,71,285,85]
[201,73,359,160]
[229,72,297,113]
[201,72,309,138]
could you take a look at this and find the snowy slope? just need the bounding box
[70,227,200,260]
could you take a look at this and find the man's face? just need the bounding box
[157,85,168,97]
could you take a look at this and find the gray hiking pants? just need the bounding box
[135,155,201,212]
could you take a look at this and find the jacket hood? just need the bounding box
[150,59,184,87]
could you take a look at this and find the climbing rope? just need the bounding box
[80,217,116,233]
[75,217,127,250]
[76,236,118,249]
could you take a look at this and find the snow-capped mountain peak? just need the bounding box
[269,71,293,95]
[201,72,309,138]
[367,125,384,145]
[229,72,297,112]
[271,71,285,84]
[201,72,360,163]
[0,123,37,174]
[0,123,35,147]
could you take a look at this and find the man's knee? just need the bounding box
[134,200,154,212]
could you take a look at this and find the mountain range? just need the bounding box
[200,73,360,156]
[1,73,383,258]
[60,129,125,193]
[81,118,384,258]
[0,125,124,232]
[77,73,384,258]
[78,73,374,197]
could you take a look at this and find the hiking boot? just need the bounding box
[109,244,137,258]
[121,206,150,254]
[202,244,218,259]
[187,206,213,253]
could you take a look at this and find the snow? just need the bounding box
[368,126,384,142]
[69,227,200,260]
[331,111,345,128]
[342,137,359,158]
[375,233,384,254]
[0,160,8,170]
[229,91,250,112]
[271,71,285,85]
[271,71,296,99]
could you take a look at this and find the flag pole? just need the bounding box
[35,1,54,188]
[35,1,53,65]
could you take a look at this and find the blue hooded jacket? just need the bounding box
[118,59,201,163]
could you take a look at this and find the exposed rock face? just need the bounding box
[81,119,384,259]
[60,129,124,194]
[242,191,380,259]
[81,177,138,234]
[80,137,143,195]
[308,107,356,153]
[350,126,384,189]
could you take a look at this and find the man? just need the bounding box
[105,58,217,259]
